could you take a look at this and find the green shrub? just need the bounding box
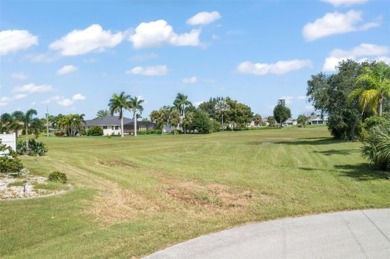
[54,131,65,137]
[80,129,87,136]
[17,139,48,156]
[48,171,68,184]
[137,129,162,135]
[0,144,23,175]
[362,126,390,170]
[87,126,103,136]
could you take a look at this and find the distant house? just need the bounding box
[85,116,131,136]
[308,115,328,125]
[283,119,297,126]
[124,121,156,135]
[85,116,156,136]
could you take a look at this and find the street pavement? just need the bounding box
[144,209,390,259]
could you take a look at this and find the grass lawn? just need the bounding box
[1,126,389,258]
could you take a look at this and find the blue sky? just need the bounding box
[1,0,389,120]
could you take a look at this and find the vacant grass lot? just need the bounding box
[1,127,389,258]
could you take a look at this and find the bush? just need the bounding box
[87,126,103,136]
[362,126,390,170]
[137,129,162,135]
[360,116,390,140]
[79,129,87,136]
[55,131,65,137]
[17,139,48,156]
[0,144,23,175]
[48,171,68,184]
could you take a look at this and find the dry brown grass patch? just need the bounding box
[86,185,160,226]
[98,160,139,169]
[163,181,259,209]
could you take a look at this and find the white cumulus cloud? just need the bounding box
[187,11,221,26]
[237,59,312,76]
[44,93,85,106]
[129,20,200,49]
[302,10,381,41]
[182,76,198,84]
[49,24,124,56]
[323,43,390,72]
[127,65,168,76]
[321,0,368,6]
[72,93,86,101]
[13,83,53,93]
[0,30,38,55]
[57,65,78,75]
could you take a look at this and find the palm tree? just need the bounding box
[1,113,12,133]
[173,93,191,117]
[349,62,390,117]
[23,109,38,136]
[215,99,230,130]
[96,109,109,118]
[173,93,191,130]
[108,92,130,137]
[128,96,144,136]
[9,109,37,149]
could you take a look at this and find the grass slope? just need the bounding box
[1,127,389,258]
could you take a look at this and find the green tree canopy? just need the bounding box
[273,104,291,126]
[307,59,365,140]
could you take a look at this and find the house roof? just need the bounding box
[85,116,132,127]
[124,121,156,127]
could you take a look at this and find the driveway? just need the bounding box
[145,209,390,258]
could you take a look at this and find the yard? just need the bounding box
[1,127,389,258]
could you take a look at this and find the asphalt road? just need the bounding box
[145,209,390,259]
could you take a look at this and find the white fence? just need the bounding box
[0,133,16,151]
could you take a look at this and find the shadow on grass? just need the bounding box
[276,138,342,146]
[335,163,390,181]
[249,137,340,146]
[314,149,355,156]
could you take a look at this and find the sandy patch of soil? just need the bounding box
[0,170,70,200]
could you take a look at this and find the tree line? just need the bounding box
[149,93,263,134]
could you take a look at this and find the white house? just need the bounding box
[85,116,132,136]
[85,116,156,136]
[308,115,328,125]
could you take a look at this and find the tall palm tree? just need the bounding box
[215,99,230,130]
[108,92,130,137]
[23,109,38,136]
[349,62,390,117]
[173,93,191,130]
[173,93,191,117]
[128,96,144,136]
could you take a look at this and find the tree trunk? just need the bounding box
[25,124,29,152]
[120,111,124,137]
[221,113,224,131]
[379,94,383,117]
[133,110,137,137]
